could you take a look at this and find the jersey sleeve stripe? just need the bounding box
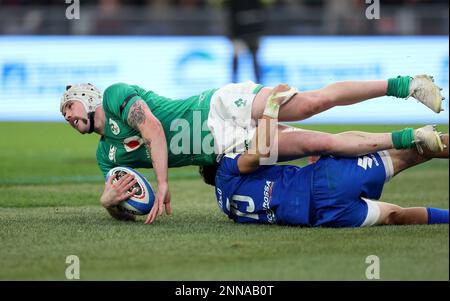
[119,93,139,116]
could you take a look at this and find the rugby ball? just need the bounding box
[106,167,155,215]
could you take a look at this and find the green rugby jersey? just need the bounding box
[96,83,218,177]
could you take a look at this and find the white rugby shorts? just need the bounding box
[208,81,264,156]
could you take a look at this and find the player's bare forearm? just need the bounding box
[142,128,171,223]
[128,99,169,186]
[142,127,168,186]
[128,99,171,224]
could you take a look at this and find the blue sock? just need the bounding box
[427,208,449,224]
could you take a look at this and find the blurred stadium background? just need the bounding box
[0,0,448,281]
[0,0,448,123]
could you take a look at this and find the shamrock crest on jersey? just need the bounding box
[109,118,121,135]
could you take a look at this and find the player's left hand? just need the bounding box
[145,182,171,224]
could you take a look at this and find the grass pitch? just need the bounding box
[0,122,448,280]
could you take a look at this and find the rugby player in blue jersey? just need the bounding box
[199,84,449,227]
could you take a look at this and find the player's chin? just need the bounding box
[77,121,91,134]
[77,125,90,134]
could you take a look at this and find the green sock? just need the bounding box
[392,128,415,149]
[386,76,412,98]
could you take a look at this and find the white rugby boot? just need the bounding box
[413,125,445,154]
[409,75,445,113]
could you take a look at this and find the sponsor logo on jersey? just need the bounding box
[123,135,144,152]
[108,145,117,162]
[263,181,276,223]
[109,118,120,135]
[357,154,379,170]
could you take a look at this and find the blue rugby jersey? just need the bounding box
[215,154,313,225]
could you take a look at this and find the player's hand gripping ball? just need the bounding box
[106,167,155,215]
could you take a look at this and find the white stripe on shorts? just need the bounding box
[360,197,381,227]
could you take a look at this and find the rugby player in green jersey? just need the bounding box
[60,76,445,223]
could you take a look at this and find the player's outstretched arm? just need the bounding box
[238,84,295,174]
[127,99,171,224]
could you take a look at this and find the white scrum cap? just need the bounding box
[60,83,103,113]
